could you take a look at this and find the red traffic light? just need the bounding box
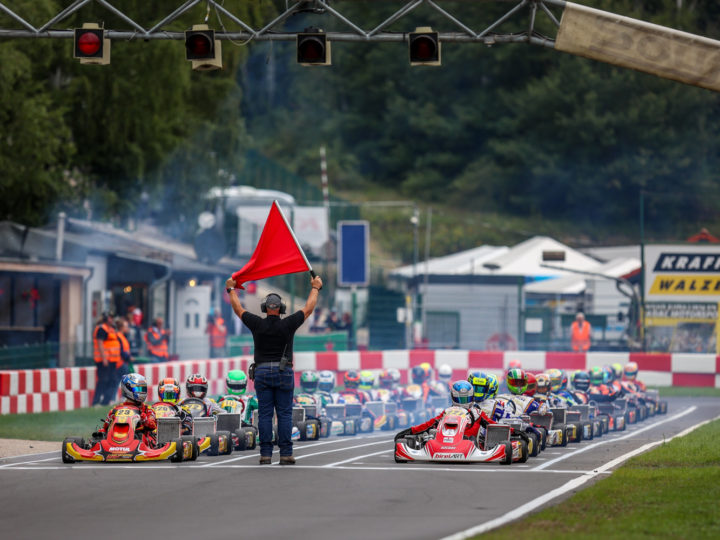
[409,29,440,66]
[185,30,215,60]
[297,29,330,66]
[74,28,104,58]
[73,25,110,65]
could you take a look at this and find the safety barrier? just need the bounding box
[1,351,719,414]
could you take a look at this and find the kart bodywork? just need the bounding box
[179,398,233,455]
[394,407,525,464]
[62,405,183,463]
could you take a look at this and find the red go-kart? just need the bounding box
[62,405,184,463]
[394,407,527,464]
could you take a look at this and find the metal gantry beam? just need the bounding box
[0,0,564,48]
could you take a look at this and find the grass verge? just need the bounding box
[0,407,107,442]
[655,386,720,398]
[477,418,720,540]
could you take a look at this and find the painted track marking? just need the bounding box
[324,449,392,467]
[532,406,697,470]
[439,412,720,540]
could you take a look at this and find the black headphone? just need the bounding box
[261,293,286,314]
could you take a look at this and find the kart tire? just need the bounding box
[319,418,331,438]
[538,427,547,451]
[308,419,321,441]
[246,426,258,449]
[297,421,308,441]
[501,442,513,465]
[235,428,248,451]
[659,401,668,415]
[518,440,529,463]
[170,438,185,463]
[207,433,221,456]
[181,435,199,461]
[61,437,83,464]
[527,433,540,458]
[218,431,233,455]
[570,422,583,443]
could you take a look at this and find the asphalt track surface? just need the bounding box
[1,397,719,540]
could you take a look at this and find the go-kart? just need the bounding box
[394,407,527,464]
[152,401,200,461]
[178,397,233,456]
[62,404,184,463]
[216,396,259,450]
[365,400,398,431]
[324,403,358,436]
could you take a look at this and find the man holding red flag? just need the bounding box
[226,200,323,465]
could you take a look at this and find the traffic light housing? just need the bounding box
[185,24,222,71]
[297,28,331,66]
[409,27,440,66]
[74,23,110,65]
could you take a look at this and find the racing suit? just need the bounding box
[216,394,258,424]
[405,407,496,440]
[98,401,157,437]
[338,388,371,405]
[587,383,619,402]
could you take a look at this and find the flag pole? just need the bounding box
[273,200,316,278]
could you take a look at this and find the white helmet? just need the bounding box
[438,364,453,382]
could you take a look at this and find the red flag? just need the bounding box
[231,201,311,289]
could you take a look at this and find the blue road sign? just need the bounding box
[337,221,369,287]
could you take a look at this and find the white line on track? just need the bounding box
[0,456,58,469]
[532,406,697,470]
[283,438,392,462]
[324,449,392,467]
[200,433,391,467]
[438,411,720,540]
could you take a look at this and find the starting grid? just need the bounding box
[0,406,698,473]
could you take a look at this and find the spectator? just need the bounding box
[91,313,121,406]
[206,311,228,358]
[309,308,327,333]
[116,318,134,379]
[570,312,592,352]
[129,304,143,355]
[326,311,340,331]
[145,317,170,362]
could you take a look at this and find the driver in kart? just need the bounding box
[181,373,225,415]
[97,373,157,438]
[216,370,258,424]
[394,380,496,442]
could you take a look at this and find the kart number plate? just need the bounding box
[443,437,454,443]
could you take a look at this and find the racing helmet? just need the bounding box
[359,370,376,390]
[437,364,453,383]
[378,369,394,389]
[450,380,474,409]
[508,359,522,370]
[157,377,181,404]
[623,361,639,381]
[300,370,320,393]
[572,370,591,392]
[589,366,605,386]
[344,369,360,389]
[547,368,563,393]
[486,374,499,399]
[535,373,551,395]
[411,363,432,385]
[524,373,537,396]
[559,370,569,390]
[611,363,624,381]
[602,365,614,384]
[318,370,335,392]
[121,373,148,405]
[225,370,247,396]
[186,373,209,399]
[388,368,401,387]
[467,371,490,402]
[506,368,527,395]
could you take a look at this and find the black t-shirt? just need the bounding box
[241,311,305,364]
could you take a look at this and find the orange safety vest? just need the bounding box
[208,317,227,348]
[93,323,122,366]
[145,327,169,359]
[117,332,131,362]
[571,320,592,352]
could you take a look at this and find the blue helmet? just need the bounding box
[120,373,147,404]
[467,371,490,402]
[450,380,474,408]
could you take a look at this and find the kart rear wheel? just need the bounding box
[501,442,513,465]
[170,438,185,463]
[527,433,540,458]
[307,419,321,440]
[61,437,83,464]
[217,431,233,455]
[181,435,199,461]
[518,440,528,463]
[297,421,308,441]
[207,433,221,456]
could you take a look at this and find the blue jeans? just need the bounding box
[254,366,295,457]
